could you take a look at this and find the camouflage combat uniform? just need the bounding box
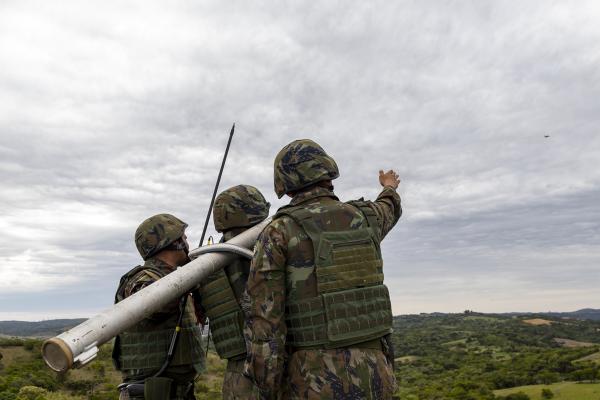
[243,140,402,400]
[197,185,269,400]
[199,228,258,400]
[113,214,204,400]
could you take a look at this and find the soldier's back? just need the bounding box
[277,191,396,399]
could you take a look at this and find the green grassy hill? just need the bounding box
[0,319,85,338]
[393,312,600,399]
[2,312,600,399]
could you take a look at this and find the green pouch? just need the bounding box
[323,285,393,345]
[144,377,173,400]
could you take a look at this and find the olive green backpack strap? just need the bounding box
[275,206,329,348]
[347,199,381,241]
[114,265,165,304]
[274,206,322,253]
[278,205,383,293]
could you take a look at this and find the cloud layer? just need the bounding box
[1,0,599,319]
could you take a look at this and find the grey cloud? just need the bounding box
[0,0,599,319]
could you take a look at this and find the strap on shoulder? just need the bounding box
[347,199,380,240]
[274,205,321,258]
[114,265,165,303]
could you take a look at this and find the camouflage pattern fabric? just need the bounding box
[243,185,401,399]
[113,257,204,396]
[135,214,188,260]
[222,359,258,400]
[198,228,261,398]
[213,185,270,232]
[286,348,395,399]
[115,258,174,303]
[273,139,339,198]
[221,229,254,301]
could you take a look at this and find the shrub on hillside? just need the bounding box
[497,392,530,400]
[541,388,554,399]
[0,338,24,346]
[23,341,37,351]
[16,386,47,400]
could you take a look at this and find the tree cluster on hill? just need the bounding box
[393,314,600,399]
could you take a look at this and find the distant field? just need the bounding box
[441,338,468,346]
[575,351,600,364]
[495,382,600,399]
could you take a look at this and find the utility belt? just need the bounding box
[118,377,194,400]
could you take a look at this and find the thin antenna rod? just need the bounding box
[198,123,235,246]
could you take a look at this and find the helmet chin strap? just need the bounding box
[166,238,189,252]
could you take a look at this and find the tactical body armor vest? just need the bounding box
[276,200,393,349]
[198,266,247,360]
[112,263,204,375]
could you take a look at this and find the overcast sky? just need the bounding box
[1,0,599,321]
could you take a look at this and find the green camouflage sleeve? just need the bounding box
[243,218,289,399]
[124,270,156,298]
[368,186,402,240]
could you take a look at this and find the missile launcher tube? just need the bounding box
[42,218,270,372]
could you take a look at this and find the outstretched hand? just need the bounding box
[379,169,400,189]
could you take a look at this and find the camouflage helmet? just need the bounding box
[274,139,339,198]
[135,213,188,260]
[213,185,270,232]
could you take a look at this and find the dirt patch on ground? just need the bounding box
[523,318,553,326]
[575,351,600,364]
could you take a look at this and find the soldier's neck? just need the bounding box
[154,251,181,271]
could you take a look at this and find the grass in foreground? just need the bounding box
[494,381,600,399]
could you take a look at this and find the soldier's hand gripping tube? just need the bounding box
[41,218,269,372]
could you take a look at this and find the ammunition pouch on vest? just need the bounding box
[112,263,204,374]
[277,202,393,349]
[119,324,203,370]
[144,377,173,400]
[199,269,246,360]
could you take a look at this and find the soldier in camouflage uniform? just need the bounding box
[243,139,401,400]
[197,185,270,399]
[113,214,205,400]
